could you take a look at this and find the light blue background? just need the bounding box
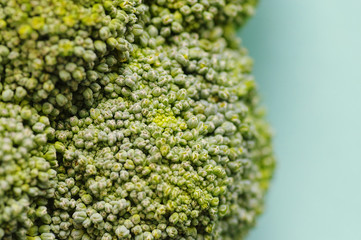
[238,0,361,239]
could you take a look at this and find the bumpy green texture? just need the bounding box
[0,0,274,239]
[0,103,57,239]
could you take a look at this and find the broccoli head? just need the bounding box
[0,0,275,239]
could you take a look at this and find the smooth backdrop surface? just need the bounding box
[238,0,361,239]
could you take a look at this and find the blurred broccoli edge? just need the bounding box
[0,0,275,239]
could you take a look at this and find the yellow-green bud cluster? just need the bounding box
[48,31,274,239]
[0,0,149,117]
[146,0,258,31]
[0,103,57,239]
[0,0,274,239]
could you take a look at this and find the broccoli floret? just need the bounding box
[0,0,148,117]
[145,0,258,31]
[0,103,57,239]
[0,0,275,239]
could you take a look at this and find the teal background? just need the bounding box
[238,0,361,239]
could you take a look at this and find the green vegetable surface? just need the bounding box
[0,0,275,239]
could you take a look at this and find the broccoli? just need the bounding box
[0,0,275,239]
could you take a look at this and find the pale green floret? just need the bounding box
[0,0,274,239]
[2,89,14,102]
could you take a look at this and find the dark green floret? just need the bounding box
[0,0,275,239]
